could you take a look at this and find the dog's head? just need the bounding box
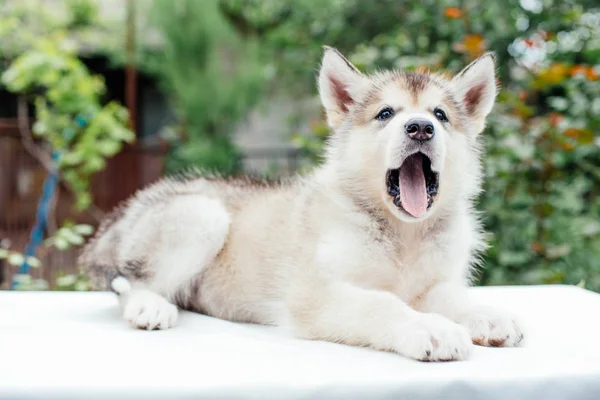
[318,47,497,222]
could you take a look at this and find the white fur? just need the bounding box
[416,282,526,347]
[395,313,473,361]
[83,48,523,361]
[451,53,498,133]
[110,276,131,295]
[318,47,371,129]
[146,196,230,297]
[115,196,230,329]
[123,289,178,330]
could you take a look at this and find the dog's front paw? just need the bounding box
[395,313,473,362]
[123,289,178,330]
[457,306,524,347]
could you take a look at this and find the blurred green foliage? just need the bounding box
[1,0,598,292]
[0,1,135,211]
[134,0,265,174]
[222,0,600,290]
[2,222,95,290]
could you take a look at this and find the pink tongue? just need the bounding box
[399,154,428,218]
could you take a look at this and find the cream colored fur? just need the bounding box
[80,47,524,361]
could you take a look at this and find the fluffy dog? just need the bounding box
[79,47,524,361]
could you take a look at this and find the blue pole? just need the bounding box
[11,151,60,289]
[11,116,87,289]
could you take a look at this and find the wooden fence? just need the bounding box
[0,119,167,288]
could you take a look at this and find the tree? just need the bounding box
[135,0,265,174]
[0,0,135,289]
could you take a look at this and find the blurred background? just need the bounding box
[0,0,598,291]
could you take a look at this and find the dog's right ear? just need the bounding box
[318,46,369,130]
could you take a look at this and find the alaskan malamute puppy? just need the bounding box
[80,47,524,361]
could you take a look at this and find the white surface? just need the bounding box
[1,285,600,399]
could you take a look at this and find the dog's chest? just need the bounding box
[368,228,447,303]
[388,235,446,303]
[319,227,446,303]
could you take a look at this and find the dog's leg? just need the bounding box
[115,196,230,330]
[415,282,525,347]
[285,281,473,361]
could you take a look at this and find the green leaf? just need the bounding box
[60,228,84,245]
[74,281,90,291]
[82,156,105,173]
[54,237,70,251]
[12,274,32,285]
[32,120,48,136]
[61,151,83,166]
[545,245,572,260]
[56,274,77,287]
[498,251,531,266]
[74,224,94,235]
[7,253,25,266]
[26,256,42,268]
[75,192,92,211]
[96,140,121,157]
[33,279,50,290]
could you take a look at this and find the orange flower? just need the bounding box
[464,34,485,54]
[444,7,463,18]
[531,242,544,253]
[549,113,563,127]
[453,34,485,57]
[561,142,575,152]
[564,128,594,144]
[564,128,580,139]
[518,90,528,101]
[542,31,554,41]
[536,63,568,86]
[570,65,587,77]
[569,65,599,80]
[585,67,599,81]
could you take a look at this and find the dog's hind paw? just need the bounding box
[123,289,178,330]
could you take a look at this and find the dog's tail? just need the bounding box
[78,206,127,293]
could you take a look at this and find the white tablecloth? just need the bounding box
[1,285,600,399]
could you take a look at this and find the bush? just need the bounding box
[136,0,265,174]
[231,0,600,290]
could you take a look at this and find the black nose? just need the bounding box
[405,119,434,141]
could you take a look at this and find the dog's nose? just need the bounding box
[405,119,434,141]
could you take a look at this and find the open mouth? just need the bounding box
[386,152,439,218]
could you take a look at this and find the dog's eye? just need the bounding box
[433,108,448,122]
[375,107,394,121]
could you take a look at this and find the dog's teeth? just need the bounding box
[427,185,438,197]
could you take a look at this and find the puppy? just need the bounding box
[80,47,524,361]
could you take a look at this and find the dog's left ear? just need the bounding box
[318,46,369,130]
[452,53,498,132]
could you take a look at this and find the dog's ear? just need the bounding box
[452,53,498,133]
[318,46,369,129]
